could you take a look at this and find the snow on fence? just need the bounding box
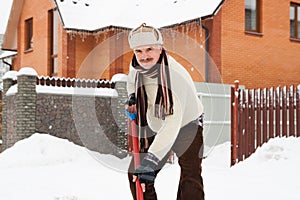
[230,81,300,166]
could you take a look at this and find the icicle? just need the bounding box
[185,24,189,46]
[80,31,88,42]
[181,25,184,36]
[199,18,204,49]
[171,29,176,51]
[103,29,108,41]
[186,24,189,36]
[68,31,76,40]
[199,18,203,39]
[192,22,197,42]
[93,32,100,43]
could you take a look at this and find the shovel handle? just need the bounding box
[130,119,144,200]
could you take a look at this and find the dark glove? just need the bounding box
[134,152,160,184]
[125,93,136,106]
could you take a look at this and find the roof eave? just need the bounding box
[61,0,225,34]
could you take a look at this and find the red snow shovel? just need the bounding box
[128,117,144,200]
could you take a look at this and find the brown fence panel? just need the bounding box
[289,86,295,137]
[269,88,274,139]
[230,85,235,166]
[231,82,300,166]
[248,89,255,156]
[256,89,262,147]
[238,89,244,161]
[282,86,288,137]
[231,81,239,166]
[275,87,281,137]
[297,86,300,137]
[262,88,268,143]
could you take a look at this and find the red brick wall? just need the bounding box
[219,0,300,88]
[14,0,300,89]
[72,29,131,80]
[17,0,56,75]
[14,1,207,82]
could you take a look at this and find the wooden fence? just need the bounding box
[231,81,300,166]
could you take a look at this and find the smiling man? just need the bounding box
[126,23,205,200]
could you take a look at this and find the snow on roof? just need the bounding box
[0,50,17,59]
[55,0,224,32]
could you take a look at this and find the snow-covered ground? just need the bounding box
[0,133,299,200]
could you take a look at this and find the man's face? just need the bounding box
[134,45,162,69]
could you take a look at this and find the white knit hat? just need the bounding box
[128,23,163,49]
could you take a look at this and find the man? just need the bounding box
[126,23,205,200]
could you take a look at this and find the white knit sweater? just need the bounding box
[127,55,203,160]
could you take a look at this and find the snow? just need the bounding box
[36,85,118,97]
[2,70,17,80]
[111,73,127,82]
[6,84,118,97]
[55,0,223,31]
[17,67,38,76]
[4,67,119,97]
[0,0,13,34]
[0,50,17,59]
[0,133,299,200]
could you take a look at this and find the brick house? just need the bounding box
[2,0,300,88]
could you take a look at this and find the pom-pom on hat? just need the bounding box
[128,23,163,49]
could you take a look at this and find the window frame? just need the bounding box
[24,17,33,52]
[290,2,300,40]
[48,9,59,76]
[245,0,262,35]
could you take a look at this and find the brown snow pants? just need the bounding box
[128,121,205,200]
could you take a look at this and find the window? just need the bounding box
[24,18,33,51]
[48,9,59,76]
[245,0,261,33]
[290,3,300,39]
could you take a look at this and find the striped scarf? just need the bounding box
[132,49,174,146]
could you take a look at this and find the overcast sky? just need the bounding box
[0,0,14,34]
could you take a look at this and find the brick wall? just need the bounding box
[15,0,56,75]
[13,0,300,90]
[219,0,300,88]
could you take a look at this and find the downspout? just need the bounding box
[2,59,12,71]
[198,19,210,83]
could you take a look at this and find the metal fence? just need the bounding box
[195,82,232,148]
[36,76,115,88]
[231,81,300,166]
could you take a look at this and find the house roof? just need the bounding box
[55,0,224,32]
[2,0,224,51]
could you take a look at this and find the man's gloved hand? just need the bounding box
[125,93,136,120]
[134,152,160,184]
[126,93,136,106]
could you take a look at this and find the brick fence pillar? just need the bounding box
[112,75,129,151]
[16,67,37,141]
[1,71,18,151]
